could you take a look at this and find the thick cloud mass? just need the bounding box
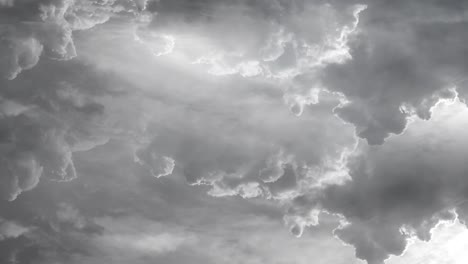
[303,99,468,264]
[318,0,468,144]
[1,0,468,264]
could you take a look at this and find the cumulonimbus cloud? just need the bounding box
[288,98,468,264]
[3,1,468,264]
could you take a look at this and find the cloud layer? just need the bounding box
[1,1,468,264]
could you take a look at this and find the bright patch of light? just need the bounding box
[387,219,468,264]
[134,30,175,57]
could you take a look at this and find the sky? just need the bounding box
[1,0,468,264]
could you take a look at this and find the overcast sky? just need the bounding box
[1,0,468,264]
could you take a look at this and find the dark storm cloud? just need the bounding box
[286,100,468,264]
[0,0,356,263]
[107,0,364,203]
[281,0,468,258]
[2,0,468,264]
[316,0,468,144]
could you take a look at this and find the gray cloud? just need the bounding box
[0,219,29,240]
[133,88,355,202]
[0,92,106,200]
[315,0,468,144]
[287,99,468,264]
[0,0,148,80]
[2,0,468,264]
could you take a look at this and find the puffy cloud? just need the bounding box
[65,0,361,208]
[146,0,456,148]
[315,0,468,144]
[0,113,78,201]
[3,1,468,264]
[135,147,175,178]
[0,31,43,80]
[133,13,176,57]
[0,0,147,80]
[0,151,43,201]
[0,62,123,199]
[286,99,468,264]
[284,208,321,238]
[132,88,356,203]
[143,1,366,81]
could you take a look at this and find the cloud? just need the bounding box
[0,219,29,240]
[134,147,175,178]
[0,0,14,7]
[0,151,43,201]
[144,1,366,80]
[2,1,468,264]
[287,98,468,264]
[134,23,175,57]
[387,218,468,264]
[103,232,196,254]
[132,90,356,203]
[56,203,87,229]
[0,32,43,80]
[89,215,198,262]
[0,112,80,200]
[0,0,146,80]
[314,0,468,144]
[141,0,468,148]
[0,61,122,200]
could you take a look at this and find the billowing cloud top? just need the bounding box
[1,0,468,264]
